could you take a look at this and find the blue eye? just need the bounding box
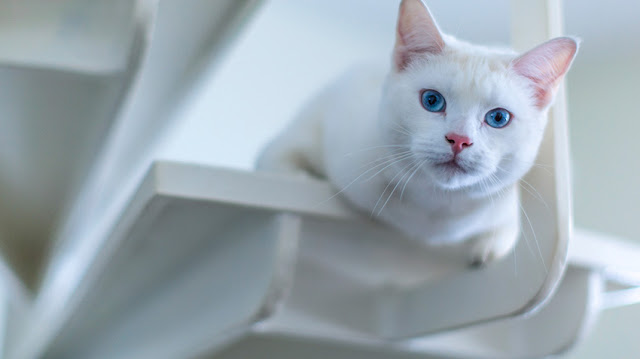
[485,108,511,128]
[421,89,446,112]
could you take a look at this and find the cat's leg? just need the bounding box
[255,111,325,177]
[467,221,520,267]
[365,189,465,245]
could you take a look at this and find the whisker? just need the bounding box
[493,175,546,262]
[377,160,422,216]
[519,201,547,274]
[505,158,555,175]
[372,160,416,216]
[513,237,518,277]
[485,173,519,276]
[317,152,413,205]
[342,144,411,157]
[389,122,413,137]
[356,150,412,170]
[400,159,427,201]
[496,166,548,207]
[518,178,549,208]
[392,128,412,137]
[484,177,495,208]
[364,153,414,182]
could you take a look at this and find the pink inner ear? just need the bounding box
[512,37,578,108]
[394,0,444,71]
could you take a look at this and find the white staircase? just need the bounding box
[0,1,638,358]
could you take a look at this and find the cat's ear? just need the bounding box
[393,0,445,71]
[512,37,579,108]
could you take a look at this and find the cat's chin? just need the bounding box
[433,177,477,191]
[428,163,485,191]
[431,173,477,191]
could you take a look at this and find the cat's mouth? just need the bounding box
[429,158,483,189]
[417,150,485,187]
[435,159,468,174]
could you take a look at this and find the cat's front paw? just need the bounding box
[467,225,519,267]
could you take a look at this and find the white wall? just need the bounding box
[563,37,640,359]
[567,57,640,241]
[563,3,640,355]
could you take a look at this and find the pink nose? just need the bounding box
[445,133,473,155]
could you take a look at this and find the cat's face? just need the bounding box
[380,0,577,193]
[382,46,547,192]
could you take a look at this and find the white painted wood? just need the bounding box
[37,0,262,317]
[10,2,263,358]
[0,257,29,359]
[0,0,137,73]
[21,160,634,358]
[165,152,566,339]
[509,0,574,315]
[19,161,635,359]
[4,1,636,358]
[42,201,300,358]
[152,160,565,338]
[0,0,146,284]
[570,228,640,310]
[570,228,640,275]
[399,267,603,358]
[241,267,601,359]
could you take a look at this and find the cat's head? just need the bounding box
[380,0,578,193]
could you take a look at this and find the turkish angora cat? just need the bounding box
[256,0,578,265]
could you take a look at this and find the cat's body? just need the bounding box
[257,0,577,265]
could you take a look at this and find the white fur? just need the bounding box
[256,0,576,265]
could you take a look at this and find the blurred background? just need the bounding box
[155,0,640,357]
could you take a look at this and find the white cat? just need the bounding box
[256,0,578,265]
